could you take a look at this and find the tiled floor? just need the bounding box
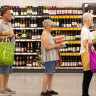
[9,73,96,96]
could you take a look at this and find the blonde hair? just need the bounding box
[83,12,93,24]
[43,19,53,28]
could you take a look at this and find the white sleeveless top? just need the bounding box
[41,31,59,62]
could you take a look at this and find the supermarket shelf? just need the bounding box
[13,27,81,30]
[13,67,44,69]
[13,66,82,69]
[12,66,83,73]
[50,15,82,19]
[13,27,44,30]
[66,41,80,44]
[12,15,82,18]
[53,27,81,30]
[15,53,37,55]
[60,53,80,56]
[93,15,96,18]
[15,39,41,42]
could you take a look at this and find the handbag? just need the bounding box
[81,44,90,71]
[0,37,15,66]
[57,50,62,66]
[89,45,96,72]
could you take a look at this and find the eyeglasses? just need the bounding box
[51,25,53,27]
[5,12,12,16]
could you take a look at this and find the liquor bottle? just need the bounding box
[15,56,19,66]
[27,42,30,53]
[25,18,28,27]
[34,18,37,27]
[16,6,19,16]
[37,30,41,39]
[10,6,13,15]
[56,18,59,27]
[27,6,30,16]
[17,18,20,28]
[13,6,16,16]
[30,42,33,53]
[20,18,23,28]
[22,18,25,28]
[29,6,32,16]
[30,18,34,27]
[23,30,26,39]
[24,6,27,16]
[21,6,24,16]
[14,18,18,28]
[27,56,30,66]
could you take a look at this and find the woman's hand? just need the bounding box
[55,44,64,49]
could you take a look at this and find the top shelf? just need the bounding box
[0,15,83,18]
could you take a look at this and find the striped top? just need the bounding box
[41,31,59,62]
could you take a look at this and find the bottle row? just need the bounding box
[11,18,37,28]
[14,55,40,67]
[61,56,82,67]
[15,29,41,39]
[0,6,82,16]
[11,17,82,28]
[15,42,41,53]
[14,55,82,67]
[15,30,81,41]
[59,44,80,53]
[51,18,82,27]
[52,31,81,41]
[85,4,96,15]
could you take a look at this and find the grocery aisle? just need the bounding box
[9,73,96,96]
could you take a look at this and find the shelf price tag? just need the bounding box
[63,28,65,30]
[66,28,69,30]
[74,16,77,18]
[53,28,55,30]
[78,16,81,18]
[70,16,73,18]
[66,16,69,18]
[78,28,81,30]
[59,16,62,18]
[55,16,58,18]
[63,16,65,18]
[70,28,73,30]
[59,28,62,30]
[74,28,77,30]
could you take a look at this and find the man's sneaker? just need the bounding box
[47,90,58,95]
[41,91,52,96]
[0,89,12,96]
[4,88,16,94]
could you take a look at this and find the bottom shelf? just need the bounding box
[12,67,83,73]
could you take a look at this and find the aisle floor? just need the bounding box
[9,73,96,96]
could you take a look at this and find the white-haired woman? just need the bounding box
[80,12,96,96]
[41,19,63,96]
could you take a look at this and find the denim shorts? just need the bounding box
[0,65,12,75]
[44,61,56,74]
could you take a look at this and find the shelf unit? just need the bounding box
[0,6,83,72]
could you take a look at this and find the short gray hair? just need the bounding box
[83,12,93,24]
[43,19,53,28]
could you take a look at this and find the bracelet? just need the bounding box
[9,30,11,35]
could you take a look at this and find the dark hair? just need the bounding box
[1,6,10,16]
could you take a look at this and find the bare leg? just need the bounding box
[4,75,9,88]
[0,74,4,90]
[43,74,50,92]
[48,74,53,91]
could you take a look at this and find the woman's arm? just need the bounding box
[83,40,96,48]
[42,33,63,51]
